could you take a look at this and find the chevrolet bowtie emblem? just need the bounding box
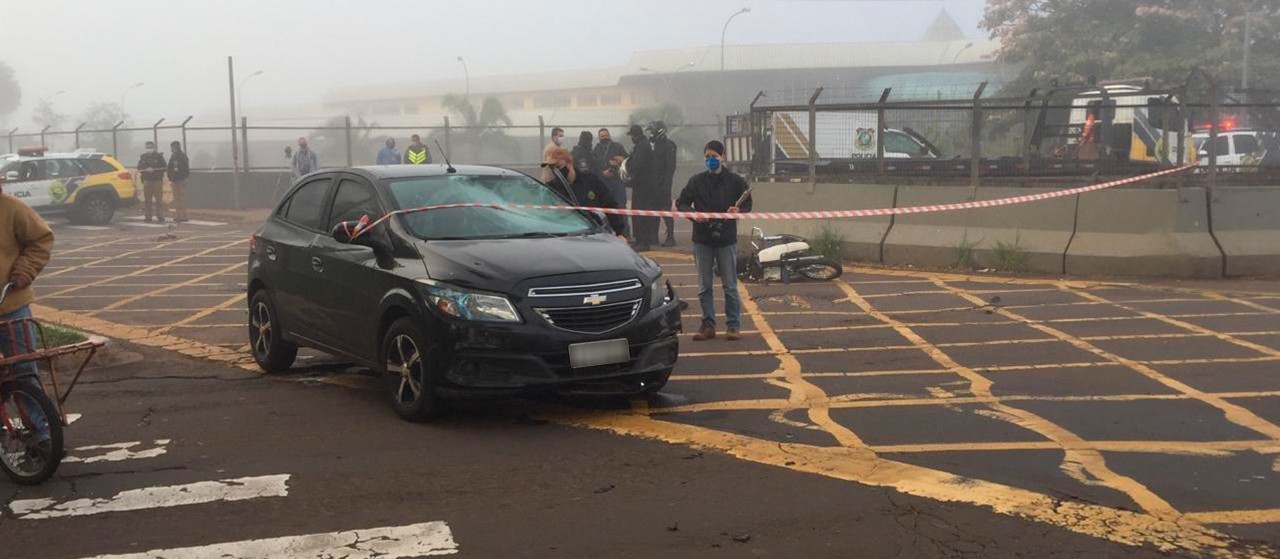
[583,294,607,306]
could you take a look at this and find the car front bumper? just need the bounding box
[433,300,682,396]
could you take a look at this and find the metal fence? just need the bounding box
[733,79,1280,187]
[5,117,722,173]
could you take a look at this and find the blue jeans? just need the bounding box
[0,305,38,382]
[694,242,742,329]
[0,305,49,441]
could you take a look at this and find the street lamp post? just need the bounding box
[457,57,470,98]
[40,90,66,104]
[720,7,751,121]
[119,82,145,122]
[238,70,264,119]
[953,42,974,65]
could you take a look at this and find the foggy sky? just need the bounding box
[1,0,985,128]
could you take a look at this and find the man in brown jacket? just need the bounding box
[1,188,55,387]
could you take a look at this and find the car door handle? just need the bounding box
[311,257,324,273]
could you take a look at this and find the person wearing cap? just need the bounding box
[649,121,679,247]
[166,141,191,223]
[137,141,168,223]
[676,140,752,341]
[626,124,659,251]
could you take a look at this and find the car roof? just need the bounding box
[348,164,533,180]
[1,152,109,161]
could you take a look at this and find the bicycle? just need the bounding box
[0,282,103,485]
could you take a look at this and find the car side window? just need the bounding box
[281,177,332,231]
[18,161,41,180]
[57,159,86,178]
[1207,136,1230,157]
[1234,135,1260,156]
[79,159,117,175]
[327,179,382,230]
[884,132,923,156]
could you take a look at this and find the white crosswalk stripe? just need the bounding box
[6,474,290,519]
[74,521,459,559]
[64,439,170,464]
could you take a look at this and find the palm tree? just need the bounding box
[436,95,519,163]
[310,115,388,166]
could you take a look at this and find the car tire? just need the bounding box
[248,290,297,373]
[70,192,116,226]
[642,368,674,395]
[382,318,447,422]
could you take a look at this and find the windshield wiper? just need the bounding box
[496,232,559,239]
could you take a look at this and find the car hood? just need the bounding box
[418,234,659,293]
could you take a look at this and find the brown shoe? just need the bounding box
[726,328,741,341]
[692,325,716,341]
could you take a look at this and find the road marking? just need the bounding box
[1184,509,1280,525]
[66,225,110,231]
[154,293,247,334]
[119,221,171,229]
[835,279,1178,516]
[43,235,219,279]
[125,216,227,227]
[66,413,82,425]
[64,439,170,464]
[6,474,289,520]
[935,278,1280,441]
[74,521,458,559]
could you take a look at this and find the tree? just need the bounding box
[310,115,386,166]
[436,95,519,163]
[982,1,1280,90]
[77,102,125,154]
[0,62,19,126]
[31,98,66,130]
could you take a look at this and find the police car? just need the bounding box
[0,147,137,225]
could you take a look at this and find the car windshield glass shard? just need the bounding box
[389,175,595,240]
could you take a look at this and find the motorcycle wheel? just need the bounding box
[797,259,844,281]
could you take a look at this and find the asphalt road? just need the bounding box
[3,216,1279,558]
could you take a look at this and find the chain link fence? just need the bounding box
[734,79,1280,187]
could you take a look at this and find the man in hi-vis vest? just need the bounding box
[405,134,433,165]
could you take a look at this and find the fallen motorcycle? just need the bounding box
[737,227,843,283]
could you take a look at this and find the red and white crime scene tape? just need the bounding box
[355,165,1193,237]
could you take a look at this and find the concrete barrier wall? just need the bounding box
[1066,187,1224,278]
[742,183,895,262]
[881,186,1078,274]
[1210,187,1280,277]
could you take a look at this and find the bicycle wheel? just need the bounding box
[0,383,64,485]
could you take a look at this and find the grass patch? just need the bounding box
[952,234,981,270]
[40,324,88,348]
[808,223,845,261]
[990,235,1030,273]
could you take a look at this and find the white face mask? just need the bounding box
[553,136,565,146]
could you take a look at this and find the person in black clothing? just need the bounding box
[591,128,627,173]
[571,131,597,174]
[676,140,752,342]
[166,141,191,222]
[626,124,659,251]
[542,147,628,239]
[649,121,679,247]
[137,141,167,223]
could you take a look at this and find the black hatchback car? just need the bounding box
[247,165,681,420]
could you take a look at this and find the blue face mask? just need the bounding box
[706,156,722,172]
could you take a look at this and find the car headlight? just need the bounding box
[649,278,674,309]
[417,279,521,323]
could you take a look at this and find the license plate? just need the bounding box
[569,339,630,369]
